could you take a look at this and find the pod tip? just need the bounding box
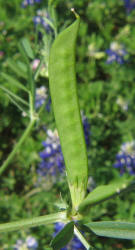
[71,8,79,19]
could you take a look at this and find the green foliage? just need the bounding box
[78,176,134,213]
[85,221,135,240]
[1,0,135,249]
[51,222,74,250]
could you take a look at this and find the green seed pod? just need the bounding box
[49,14,88,210]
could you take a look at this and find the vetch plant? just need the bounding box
[53,222,85,250]
[1,7,135,250]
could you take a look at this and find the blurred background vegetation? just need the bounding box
[1,0,135,249]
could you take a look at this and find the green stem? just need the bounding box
[0,212,67,233]
[0,118,36,175]
[29,92,34,120]
[74,225,92,250]
[24,187,42,199]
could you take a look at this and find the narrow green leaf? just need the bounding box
[17,61,27,74]
[0,86,29,106]
[42,17,56,32]
[5,93,28,115]
[18,42,35,104]
[78,177,133,213]
[18,42,29,64]
[85,221,135,240]
[1,72,28,92]
[7,58,27,79]
[0,212,67,233]
[51,222,74,250]
[21,37,34,59]
[34,57,45,80]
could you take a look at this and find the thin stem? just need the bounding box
[0,118,36,175]
[5,93,29,115]
[24,187,42,199]
[28,67,35,109]
[34,57,44,81]
[0,212,67,233]
[29,91,35,121]
[74,225,92,250]
[0,86,29,106]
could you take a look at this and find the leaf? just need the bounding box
[0,85,29,106]
[21,37,34,60]
[1,72,28,92]
[51,222,74,250]
[5,93,28,114]
[7,58,27,79]
[17,61,27,73]
[18,42,29,64]
[85,221,135,240]
[78,177,133,213]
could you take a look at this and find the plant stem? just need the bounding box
[0,118,36,175]
[0,212,67,233]
[74,225,92,250]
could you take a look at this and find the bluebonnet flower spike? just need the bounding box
[124,0,135,13]
[114,141,135,175]
[37,115,90,180]
[106,42,127,64]
[21,0,41,8]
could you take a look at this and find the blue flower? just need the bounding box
[37,115,90,179]
[13,236,38,250]
[26,236,38,249]
[106,42,127,64]
[114,141,135,175]
[81,113,91,147]
[33,9,53,33]
[45,97,51,112]
[21,0,41,8]
[123,0,135,13]
[54,222,85,250]
[38,129,65,177]
[35,86,48,109]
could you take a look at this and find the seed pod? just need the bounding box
[49,14,88,210]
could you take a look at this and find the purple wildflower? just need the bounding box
[114,141,135,175]
[32,59,40,71]
[0,51,4,58]
[38,129,65,177]
[21,0,41,8]
[26,236,38,249]
[33,9,53,33]
[13,236,38,250]
[123,0,135,13]
[35,86,48,109]
[106,42,127,64]
[81,113,91,147]
[37,115,90,179]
